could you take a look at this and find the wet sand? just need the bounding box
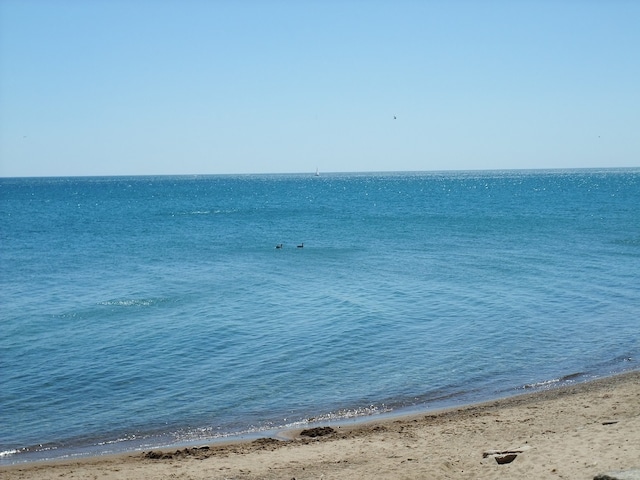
[3,370,639,479]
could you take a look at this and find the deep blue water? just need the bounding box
[1,169,639,464]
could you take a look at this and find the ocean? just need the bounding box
[1,169,639,465]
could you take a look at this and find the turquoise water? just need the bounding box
[1,169,639,464]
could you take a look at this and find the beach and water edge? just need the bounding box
[3,369,639,479]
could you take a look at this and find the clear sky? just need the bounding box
[1,0,638,177]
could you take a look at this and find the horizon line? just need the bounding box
[1,165,639,180]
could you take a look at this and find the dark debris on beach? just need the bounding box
[142,438,288,461]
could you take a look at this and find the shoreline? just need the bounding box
[3,369,639,479]
[0,369,628,466]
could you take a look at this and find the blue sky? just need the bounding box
[1,0,638,177]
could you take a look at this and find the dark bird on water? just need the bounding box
[297,243,304,248]
[275,244,283,249]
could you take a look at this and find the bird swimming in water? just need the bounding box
[297,243,304,248]
[275,244,283,249]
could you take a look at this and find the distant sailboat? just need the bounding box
[314,167,320,177]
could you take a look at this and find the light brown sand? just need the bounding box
[3,370,639,480]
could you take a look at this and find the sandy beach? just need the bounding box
[3,370,639,480]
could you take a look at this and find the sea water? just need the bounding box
[1,169,639,464]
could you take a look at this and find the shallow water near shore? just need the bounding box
[1,168,639,465]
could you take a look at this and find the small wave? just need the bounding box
[0,443,59,463]
[613,237,640,247]
[523,378,560,389]
[299,405,392,424]
[559,371,586,382]
[179,210,217,216]
[170,209,235,216]
[96,433,143,446]
[608,355,634,365]
[523,371,586,390]
[98,298,160,307]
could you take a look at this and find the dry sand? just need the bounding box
[3,370,639,480]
